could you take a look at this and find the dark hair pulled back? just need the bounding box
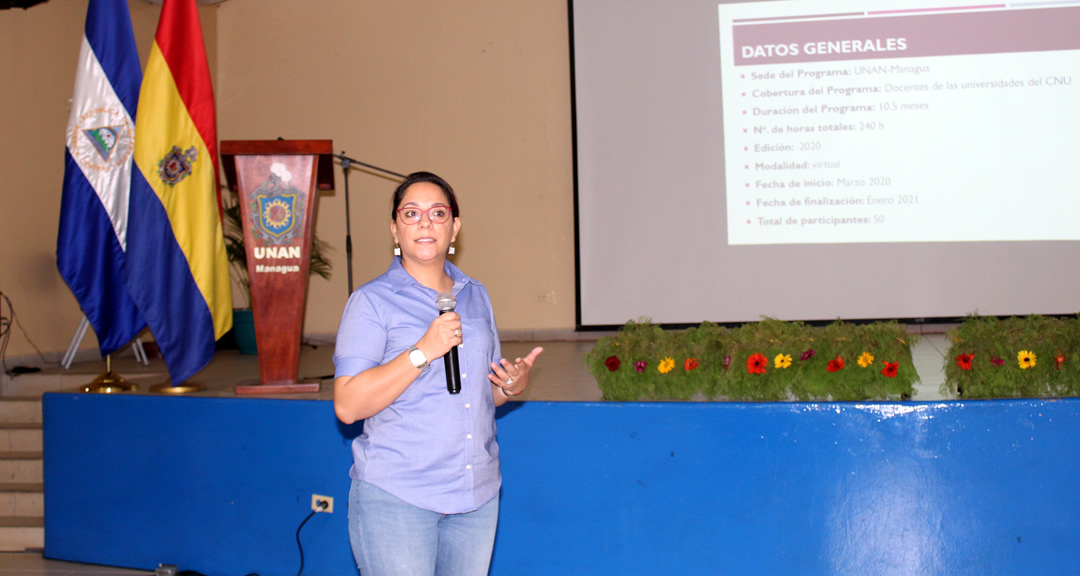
[390,172,460,221]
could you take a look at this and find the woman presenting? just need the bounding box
[333,171,542,576]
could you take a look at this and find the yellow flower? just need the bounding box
[1018,350,1037,370]
[857,352,875,368]
[658,357,675,374]
[774,354,792,369]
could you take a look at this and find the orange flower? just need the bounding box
[684,358,699,371]
[826,355,845,372]
[746,353,768,375]
[1055,351,1066,370]
[956,353,974,371]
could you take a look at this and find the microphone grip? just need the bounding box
[439,308,462,394]
[445,345,461,394]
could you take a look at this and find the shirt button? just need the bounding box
[462,374,467,379]
[466,465,472,470]
[467,434,473,440]
[465,403,471,409]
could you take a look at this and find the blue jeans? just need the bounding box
[348,478,499,576]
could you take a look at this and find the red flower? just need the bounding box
[826,355,845,372]
[634,361,647,373]
[1056,351,1067,370]
[684,358,699,371]
[605,356,620,371]
[881,361,899,378]
[956,353,974,371]
[990,356,1005,367]
[801,349,816,361]
[723,355,732,370]
[746,353,768,375]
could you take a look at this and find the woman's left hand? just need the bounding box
[490,346,543,397]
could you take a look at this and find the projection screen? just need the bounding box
[572,0,1080,328]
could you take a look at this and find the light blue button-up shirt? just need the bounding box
[333,258,502,514]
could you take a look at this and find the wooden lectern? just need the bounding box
[220,140,334,395]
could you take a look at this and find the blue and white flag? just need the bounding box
[57,0,146,356]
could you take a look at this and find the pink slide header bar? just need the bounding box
[732,6,1080,66]
[868,4,1005,16]
[732,11,862,24]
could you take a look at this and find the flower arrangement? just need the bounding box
[942,314,1080,398]
[585,318,919,402]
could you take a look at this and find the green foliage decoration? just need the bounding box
[942,314,1080,398]
[586,317,919,402]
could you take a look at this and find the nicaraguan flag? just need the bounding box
[129,0,232,386]
[57,0,146,356]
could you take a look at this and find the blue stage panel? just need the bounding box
[494,400,1080,575]
[43,394,1080,575]
[43,394,361,575]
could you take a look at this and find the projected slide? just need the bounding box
[719,1,1080,245]
[573,0,1080,326]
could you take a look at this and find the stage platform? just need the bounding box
[3,330,954,401]
[20,330,1074,576]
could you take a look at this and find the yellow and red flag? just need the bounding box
[128,0,231,385]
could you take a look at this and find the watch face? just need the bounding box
[409,348,426,368]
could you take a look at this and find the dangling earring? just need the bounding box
[394,244,401,256]
[448,243,456,255]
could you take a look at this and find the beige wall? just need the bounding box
[0,0,574,360]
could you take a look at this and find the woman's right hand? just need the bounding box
[414,311,462,361]
[335,311,463,424]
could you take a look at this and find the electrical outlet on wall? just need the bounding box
[311,494,334,513]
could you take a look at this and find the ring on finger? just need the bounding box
[505,377,514,385]
[454,329,461,338]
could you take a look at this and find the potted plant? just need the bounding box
[221,189,332,354]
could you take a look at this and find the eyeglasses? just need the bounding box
[397,205,452,225]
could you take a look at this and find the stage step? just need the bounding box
[0,453,43,484]
[0,423,42,452]
[0,483,44,518]
[0,398,41,424]
[0,398,45,552]
[0,516,44,552]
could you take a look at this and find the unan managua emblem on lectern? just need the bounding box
[248,164,305,245]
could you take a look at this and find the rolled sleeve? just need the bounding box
[333,289,387,379]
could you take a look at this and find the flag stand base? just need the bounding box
[150,381,207,394]
[80,370,139,394]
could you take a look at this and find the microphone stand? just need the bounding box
[333,153,406,295]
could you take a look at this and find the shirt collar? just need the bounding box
[386,257,479,294]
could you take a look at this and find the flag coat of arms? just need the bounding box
[57,0,147,356]
[128,0,232,386]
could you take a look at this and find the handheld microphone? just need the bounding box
[436,292,461,394]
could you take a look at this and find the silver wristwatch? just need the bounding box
[407,344,430,372]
